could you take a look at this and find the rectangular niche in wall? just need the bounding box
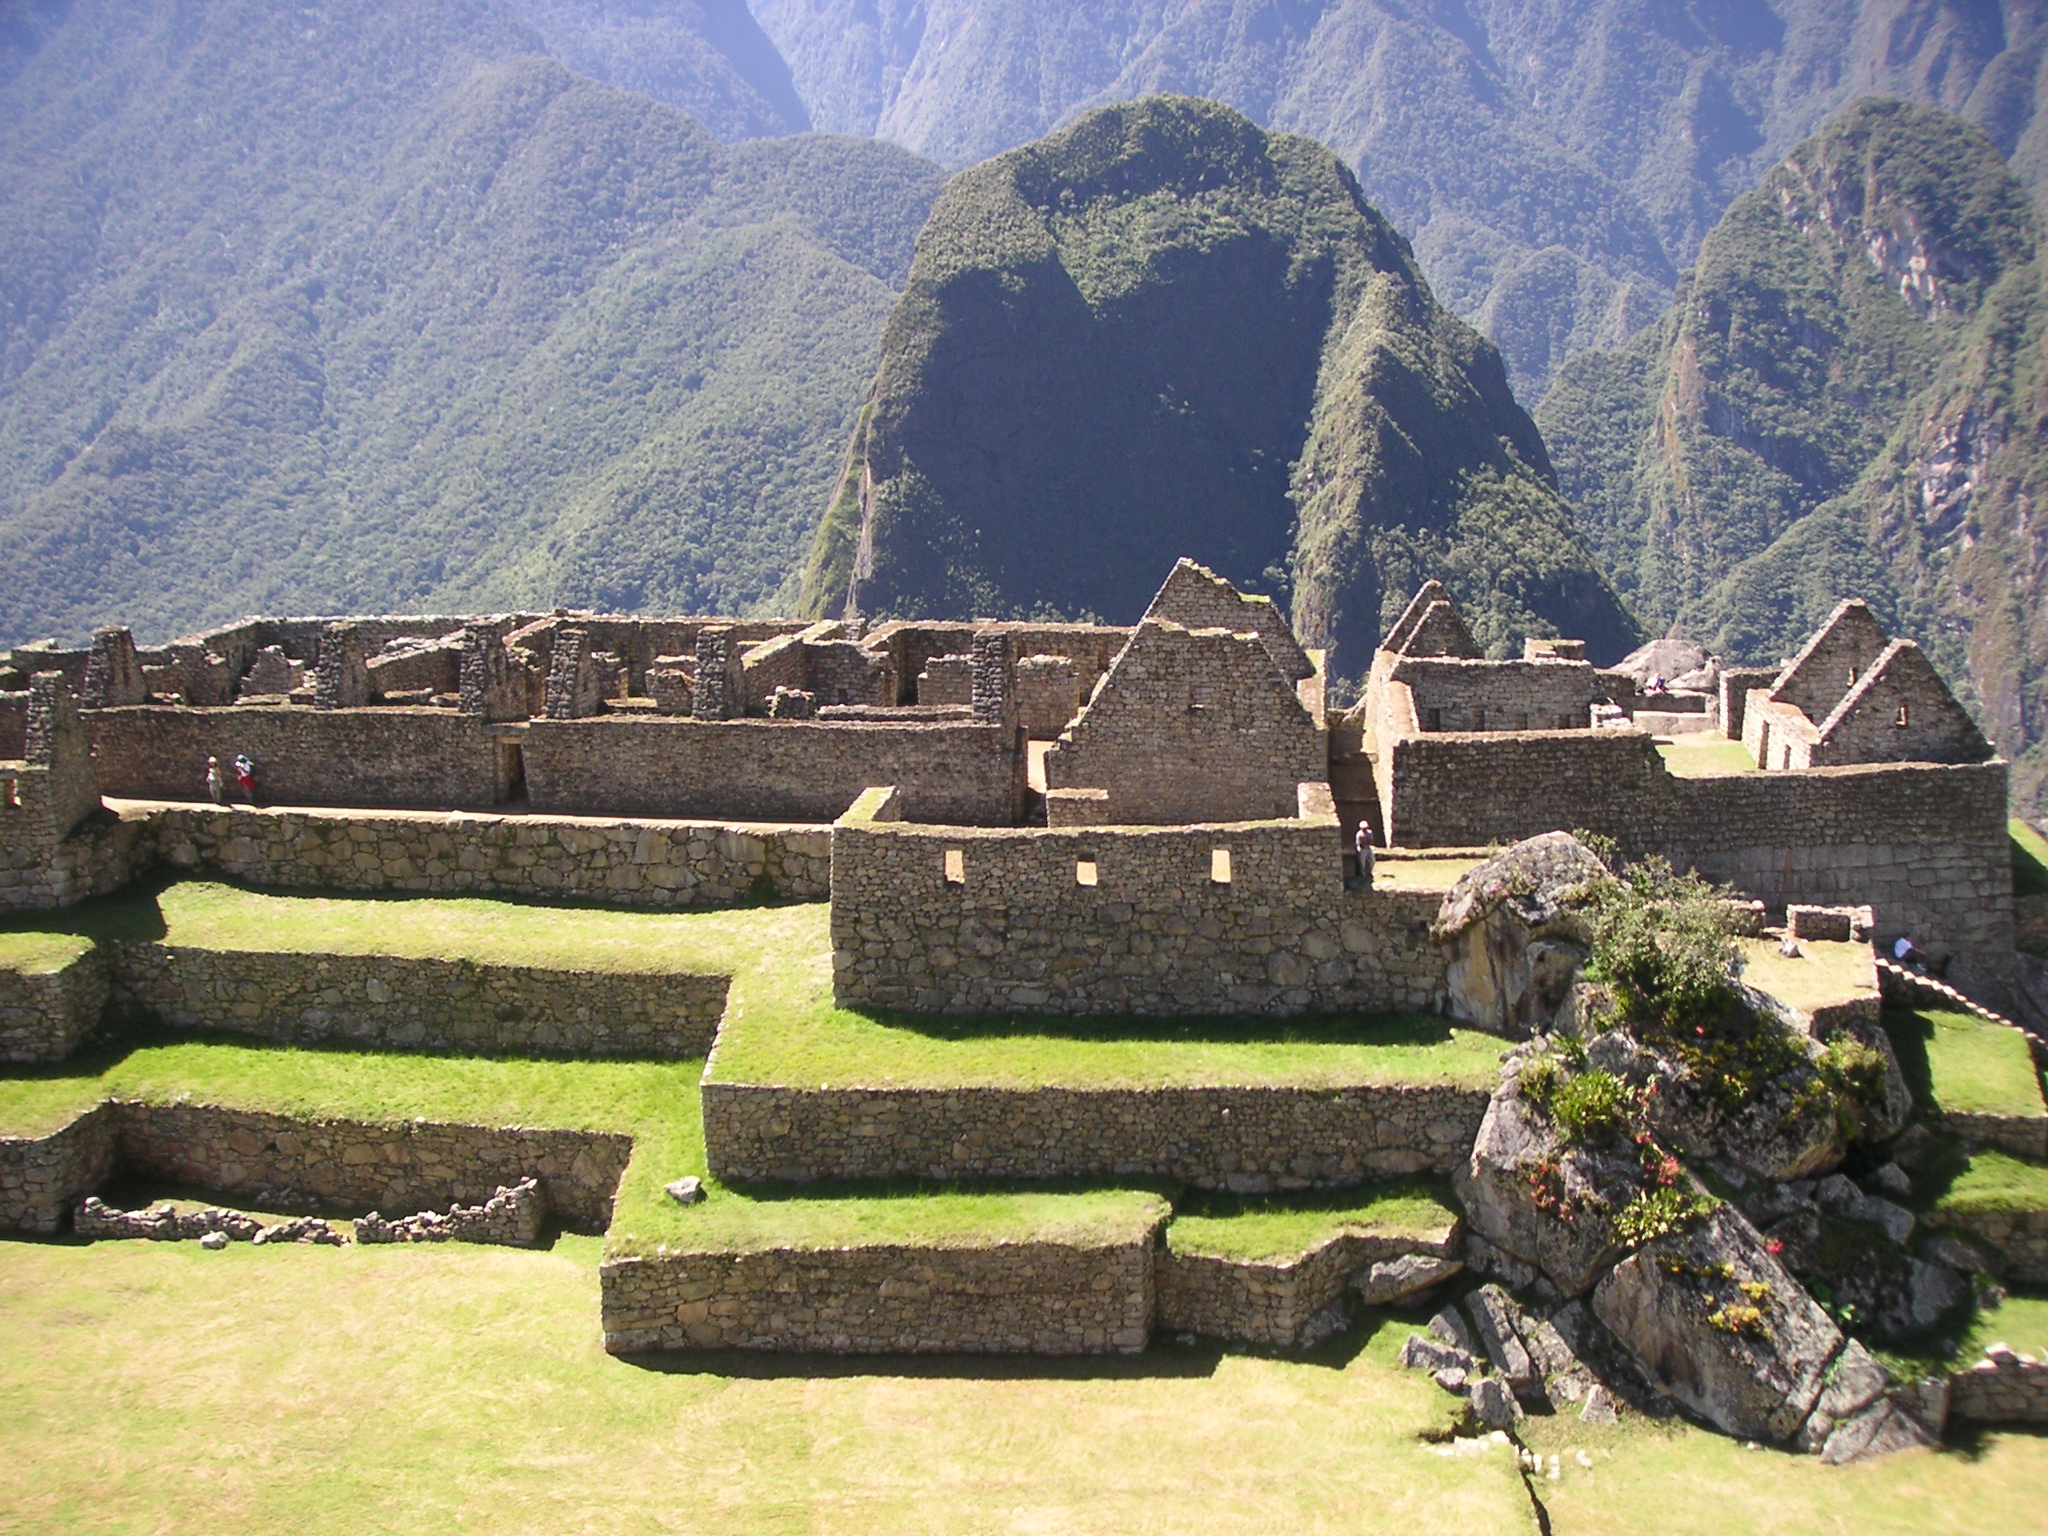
[1210,848,1232,885]
[944,848,965,885]
[1076,858,1098,887]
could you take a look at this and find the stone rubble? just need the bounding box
[355,1179,548,1248]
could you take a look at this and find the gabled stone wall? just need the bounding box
[1045,621,1324,826]
[1388,657,1602,732]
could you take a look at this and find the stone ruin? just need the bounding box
[5,560,2042,1463]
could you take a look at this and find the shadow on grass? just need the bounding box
[1170,1174,1454,1224]
[1882,1008,1939,1113]
[1940,1418,2048,1461]
[617,1341,1227,1381]
[854,1006,1468,1049]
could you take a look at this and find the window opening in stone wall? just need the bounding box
[1473,709,1486,731]
[1426,707,1442,731]
[1076,859,1098,887]
[1189,682,1210,712]
[1848,667,1858,688]
[944,848,965,885]
[0,778,15,809]
[1896,704,1909,727]
[1515,712,1529,731]
[1210,848,1232,884]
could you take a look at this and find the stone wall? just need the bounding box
[1949,1348,2048,1422]
[699,1082,1488,1189]
[88,705,518,809]
[1388,658,1602,732]
[2016,895,2048,958]
[1157,1220,1460,1348]
[1044,621,1324,826]
[1923,1205,2048,1283]
[112,944,730,1059]
[829,792,1449,1016]
[1382,732,2012,952]
[0,1102,117,1232]
[148,803,830,907]
[0,946,108,1063]
[113,1100,632,1230]
[1924,1109,2048,1161]
[598,1235,1157,1355]
[521,716,1021,826]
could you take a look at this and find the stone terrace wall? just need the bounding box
[522,717,1021,826]
[1384,731,2012,951]
[89,706,517,809]
[113,1101,632,1230]
[1924,1205,2048,1283]
[0,946,108,1063]
[148,803,830,907]
[830,808,1448,1015]
[112,944,730,1059]
[1950,1351,2048,1422]
[0,1102,117,1232]
[1,809,154,914]
[700,1083,1488,1189]
[1157,1221,1460,1348]
[599,1237,1156,1355]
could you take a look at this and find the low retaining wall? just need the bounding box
[1157,1220,1461,1349]
[113,1100,632,1231]
[1950,1349,2048,1422]
[700,1083,1490,1190]
[1925,1110,2048,1162]
[145,802,831,908]
[1925,1205,2048,1284]
[599,1236,1157,1355]
[0,947,109,1062]
[113,944,730,1059]
[0,1103,118,1232]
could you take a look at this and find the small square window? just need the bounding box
[1425,707,1443,731]
[1895,704,1909,727]
[1210,848,1232,885]
[1076,859,1098,887]
[943,848,965,884]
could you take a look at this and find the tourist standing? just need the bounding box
[1354,820,1376,887]
[204,755,225,805]
[233,753,257,804]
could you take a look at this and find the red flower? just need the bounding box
[1765,1238,1785,1257]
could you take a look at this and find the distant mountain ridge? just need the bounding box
[800,97,1637,681]
[0,0,944,645]
[737,0,2048,399]
[1538,96,2048,812]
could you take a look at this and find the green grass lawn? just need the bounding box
[1167,1179,1458,1263]
[1884,1008,2047,1121]
[1927,1150,2048,1218]
[0,1240,1533,1536]
[2010,819,2048,898]
[0,930,94,974]
[0,877,802,976]
[706,1002,1507,1092]
[1738,938,1879,1018]
[1654,736,1757,777]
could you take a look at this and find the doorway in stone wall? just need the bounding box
[497,740,526,805]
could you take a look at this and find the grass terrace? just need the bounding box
[1884,1008,2048,1121]
[705,1003,1506,1092]
[1927,1150,2048,1220]
[0,930,95,974]
[2010,818,2048,897]
[1737,937,1880,1018]
[1166,1179,1458,1263]
[1652,734,1756,777]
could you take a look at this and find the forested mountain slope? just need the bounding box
[799,97,1637,682]
[1539,97,2048,811]
[749,0,2048,399]
[0,0,942,645]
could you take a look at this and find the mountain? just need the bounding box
[0,0,945,645]
[750,0,2048,400]
[507,0,810,140]
[1537,96,2048,811]
[797,96,1638,681]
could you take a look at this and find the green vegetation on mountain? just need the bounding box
[1539,97,2048,811]
[0,0,943,646]
[508,0,810,140]
[752,0,2048,399]
[800,97,1636,680]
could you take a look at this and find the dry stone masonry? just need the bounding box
[356,1178,548,1247]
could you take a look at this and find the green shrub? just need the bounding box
[1548,1068,1632,1143]
[1584,857,1744,1030]
[1518,1054,1564,1106]
[1613,1185,1715,1246]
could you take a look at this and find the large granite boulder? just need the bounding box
[1435,832,1612,1037]
[1593,1203,1843,1442]
[1454,1049,1645,1295]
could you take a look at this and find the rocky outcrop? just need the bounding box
[1593,1203,1843,1443]
[1434,833,1610,1037]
